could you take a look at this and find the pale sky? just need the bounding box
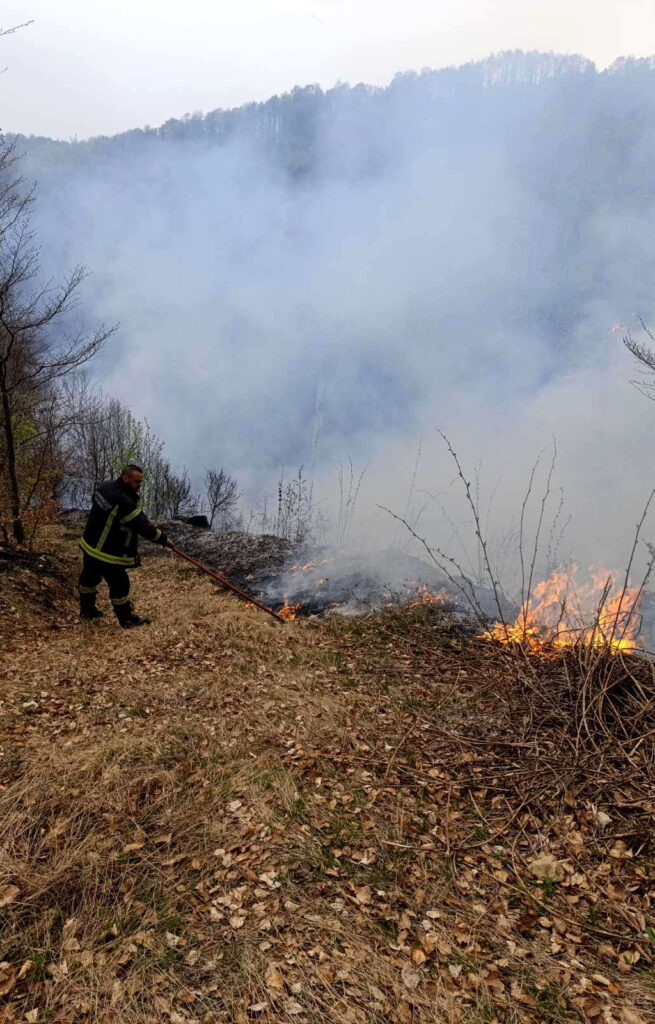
[3,0,655,139]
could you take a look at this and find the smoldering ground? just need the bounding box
[15,53,655,577]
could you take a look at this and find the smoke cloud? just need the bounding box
[17,52,655,577]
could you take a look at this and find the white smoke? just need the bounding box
[17,53,655,580]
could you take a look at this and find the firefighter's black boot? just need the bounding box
[81,607,105,620]
[121,613,151,629]
[114,601,151,629]
[79,590,104,620]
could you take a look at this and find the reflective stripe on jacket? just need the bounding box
[80,478,161,566]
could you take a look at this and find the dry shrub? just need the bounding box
[498,645,655,806]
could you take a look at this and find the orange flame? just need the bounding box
[287,558,331,573]
[278,594,302,621]
[408,584,450,608]
[482,566,641,654]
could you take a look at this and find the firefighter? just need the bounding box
[78,463,172,628]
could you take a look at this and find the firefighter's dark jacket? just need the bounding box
[81,478,164,567]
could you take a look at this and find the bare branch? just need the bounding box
[438,431,507,629]
[378,504,488,626]
[0,22,34,37]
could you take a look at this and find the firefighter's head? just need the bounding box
[122,464,144,494]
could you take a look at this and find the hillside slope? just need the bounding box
[12,49,655,490]
[0,529,653,1023]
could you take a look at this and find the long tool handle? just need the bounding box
[169,543,286,623]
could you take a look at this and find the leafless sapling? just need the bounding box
[205,467,240,529]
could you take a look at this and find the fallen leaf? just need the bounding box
[0,962,17,996]
[397,1001,412,1023]
[401,964,421,990]
[230,914,247,929]
[265,968,285,991]
[528,853,564,881]
[354,886,372,905]
[510,981,536,1006]
[17,960,34,980]
[518,912,538,935]
[369,984,386,1001]
[0,885,19,908]
[622,1010,647,1024]
[582,997,604,1018]
[593,809,612,829]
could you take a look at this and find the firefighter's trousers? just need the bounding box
[78,552,132,622]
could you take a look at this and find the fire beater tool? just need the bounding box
[168,543,286,623]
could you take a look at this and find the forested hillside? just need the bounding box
[7,48,655,556]
[14,50,655,187]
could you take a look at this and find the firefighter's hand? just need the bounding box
[158,531,170,547]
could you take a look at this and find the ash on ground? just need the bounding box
[159,520,299,586]
[159,519,502,627]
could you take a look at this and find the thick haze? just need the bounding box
[13,50,655,577]
[3,0,655,137]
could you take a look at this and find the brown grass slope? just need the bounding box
[0,528,654,1024]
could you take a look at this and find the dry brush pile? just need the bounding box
[0,530,653,1023]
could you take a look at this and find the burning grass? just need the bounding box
[480,566,645,655]
[0,528,654,1023]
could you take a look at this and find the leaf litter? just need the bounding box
[0,525,653,1022]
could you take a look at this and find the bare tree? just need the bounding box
[62,379,165,507]
[0,141,114,542]
[152,464,199,519]
[276,465,316,543]
[623,318,655,399]
[205,467,239,528]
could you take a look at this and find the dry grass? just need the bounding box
[0,527,654,1023]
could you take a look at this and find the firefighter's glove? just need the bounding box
[158,532,169,547]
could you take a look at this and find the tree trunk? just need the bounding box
[0,375,25,545]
